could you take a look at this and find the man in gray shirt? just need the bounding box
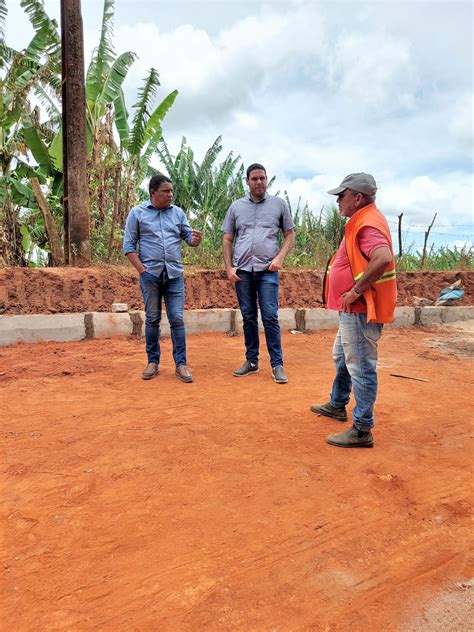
[123,175,202,382]
[222,163,295,383]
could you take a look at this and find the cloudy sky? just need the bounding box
[6,0,474,249]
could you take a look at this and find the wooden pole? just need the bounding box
[397,212,403,259]
[60,0,69,263]
[60,0,91,266]
[421,212,437,270]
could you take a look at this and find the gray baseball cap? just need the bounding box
[327,173,377,196]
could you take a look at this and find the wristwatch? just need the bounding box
[352,286,363,296]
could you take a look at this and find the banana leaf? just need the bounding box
[113,89,129,150]
[21,113,55,174]
[86,0,116,102]
[95,51,136,117]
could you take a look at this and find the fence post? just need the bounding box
[397,212,403,259]
[421,212,437,270]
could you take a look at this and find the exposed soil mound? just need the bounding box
[0,266,472,314]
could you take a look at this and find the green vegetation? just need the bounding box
[1,0,472,272]
[1,0,176,266]
[397,245,473,272]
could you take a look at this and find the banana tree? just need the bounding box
[109,68,178,240]
[2,0,178,264]
[0,0,61,265]
[157,136,245,248]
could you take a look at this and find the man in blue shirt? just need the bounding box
[222,164,295,383]
[123,175,202,382]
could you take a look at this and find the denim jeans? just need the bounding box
[139,270,187,367]
[235,269,283,367]
[329,312,383,431]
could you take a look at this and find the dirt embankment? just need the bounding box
[0,267,472,314]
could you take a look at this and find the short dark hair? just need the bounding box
[246,163,266,179]
[149,174,172,194]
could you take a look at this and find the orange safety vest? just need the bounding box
[323,203,397,323]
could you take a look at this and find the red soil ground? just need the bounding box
[1,325,472,630]
[0,267,472,314]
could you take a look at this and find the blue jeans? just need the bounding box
[329,312,383,431]
[139,270,187,367]
[235,269,283,367]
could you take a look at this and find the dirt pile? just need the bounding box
[0,266,472,314]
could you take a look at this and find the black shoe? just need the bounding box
[310,401,347,422]
[233,361,259,377]
[326,425,373,448]
[272,365,288,384]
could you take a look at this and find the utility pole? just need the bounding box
[60,0,90,266]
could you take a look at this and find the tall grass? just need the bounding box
[397,244,473,272]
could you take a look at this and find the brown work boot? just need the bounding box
[175,365,193,383]
[310,401,347,422]
[142,362,159,380]
[326,425,373,448]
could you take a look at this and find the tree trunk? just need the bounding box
[0,198,25,267]
[30,177,64,266]
[397,212,403,260]
[421,213,437,270]
[61,0,91,266]
[107,162,122,260]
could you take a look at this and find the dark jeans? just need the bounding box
[139,270,187,367]
[235,269,283,367]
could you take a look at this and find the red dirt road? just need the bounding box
[1,326,473,631]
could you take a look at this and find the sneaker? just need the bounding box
[142,362,159,380]
[326,425,373,448]
[272,365,288,384]
[175,365,193,383]
[233,361,259,377]
[309,401,347,422]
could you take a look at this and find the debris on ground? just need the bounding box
[413,296,434,306]
[390,373,429,382]
[435,279,465,306]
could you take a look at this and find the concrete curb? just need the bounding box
[0,306,473,347]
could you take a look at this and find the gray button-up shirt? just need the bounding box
[123,201,193,279]
[222,194,294,271]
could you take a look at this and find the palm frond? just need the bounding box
[20,0,60,49]
[86,0,116,102]
[0,0,7,66]
[142,88,178,148]
[113,89,129,150]
[129,68,160,157]
[96,51,136,111]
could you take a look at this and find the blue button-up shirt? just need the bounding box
[123,201,193,279]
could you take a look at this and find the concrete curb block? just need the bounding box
[418,305,474,325]
[91,312,133,339]
[185,308,234,335]
[387,307,416,328]
[234,308,296,333]
[0,306,472,347]
[305,309,340,331]
[0,313,86,346]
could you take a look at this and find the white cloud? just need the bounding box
[450,93,474,149]
[329,33,417,114]
[5,0,473,247]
